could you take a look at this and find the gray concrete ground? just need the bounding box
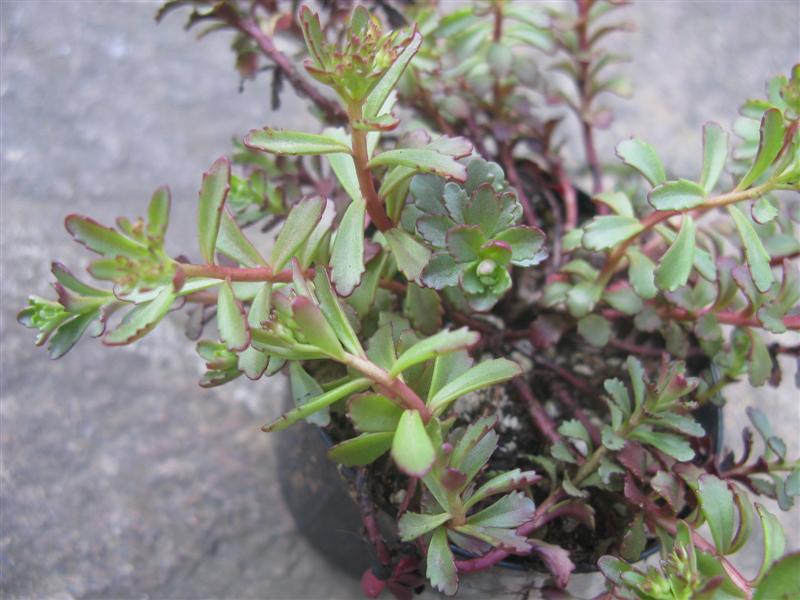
[1,1,798,599]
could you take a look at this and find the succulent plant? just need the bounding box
[19,1,800,599]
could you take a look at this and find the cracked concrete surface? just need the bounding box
[1,2,798,599]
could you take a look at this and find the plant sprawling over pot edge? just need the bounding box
[19,1,800,598]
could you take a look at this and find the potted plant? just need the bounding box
[18,0,799,597]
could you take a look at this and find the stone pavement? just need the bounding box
[1,2,798,598]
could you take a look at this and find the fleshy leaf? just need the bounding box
[582,215,643,250]
[654,216,696,292]
[577,315,611,347]
[217,279,250,352]
[648,179,706,211]
[428,358,520,415]
[728,204,774,293]
[398,511,451,541]
[369,149,467,181]
[391,409,435,476]
[384,228,431,282]
[271,198,325,270]
[217,211,267,267]
[197,157,231,264]
[737,108,785,190]
[348,393,403,432]
[695,474,735,554]
[244,128,352,155]
[363,30,423,121]
[291,296,345,360]
[699,122,728,193]
[262,378,371,432]
[331,201,366,296]
[390,327,478,376]
[64,215,149,259]
[427,527,458,596]
[616,138,666,187]
[754,552,800,600]
[104,286,177,346]
[328,431,394,466]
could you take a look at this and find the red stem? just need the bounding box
[237,18,347,124]
[180,263,298,282]
[512,378,562,446]
[502,144,538,227]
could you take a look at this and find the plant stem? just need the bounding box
[180,263,297,282]
[575,0,603,196]
[512,378,563,446]
[237,18,346,124]
[597,180,778,286]
[348,104,394,232]
[344,353,431,422]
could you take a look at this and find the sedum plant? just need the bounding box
[19,1,800,598]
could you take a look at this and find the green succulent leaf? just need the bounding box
[403,282,443,335]
[369,149,467,181]
[616,138,666,187]
[754,552,800,600]
[648,179,706,211]
[754,502,787,585]
[728,204,774,293]
[363,30,423,121]
[197,156,231,264]
[654,216,696,292]
[384,227,432,282]
[390,327,478,377]
[288,361,328,426]
[262,378,371,432]
[391,409,435,476]
[699,122,729,193]
[291,296,345,360]
[737,108,785,190]
[629,427,694,462]
[577,314,612,347]
[104,285,177,346]
[467,491,535,528]
[331,201,366,296]
[217,279,250,352]
[495,225,547,267]
[64,215,149,259]
[328,431,394,467]
[398,511,451,542]
[47,310,100,360]
[313,269,363,356]
[348,393,402,433]
[696,474,735,554]
[751,197,779,224]
[428,358,520,415]
[244,128,352,156]
[427,527,458,596]
[217,211,267,267]
[593,191,634,217]
[147,185,171,241]
[271,198,326,271]
[582,215,644,250]
[626,248,658,299]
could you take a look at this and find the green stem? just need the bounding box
[597,180,779,287]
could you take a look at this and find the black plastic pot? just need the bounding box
[275,389,723,580]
